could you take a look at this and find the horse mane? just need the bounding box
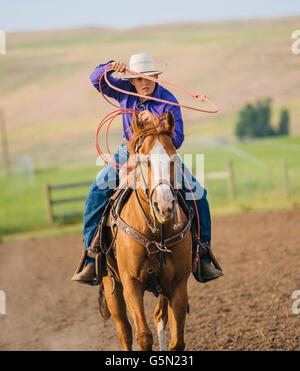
[119,113,175,187]
[126,114,174,154]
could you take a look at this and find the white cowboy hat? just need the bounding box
[122,52,166,79]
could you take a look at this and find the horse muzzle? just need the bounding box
[152,197,175,224]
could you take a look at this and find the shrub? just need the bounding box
[236,99,289,139]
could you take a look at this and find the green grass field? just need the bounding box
[1,134,299,239]
[194,135,300,213]
[1,16,300,240]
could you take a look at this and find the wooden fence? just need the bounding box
[45,160,236,224]
[45,159,291,224]
[204,159,236,201]
[45,181,92,223]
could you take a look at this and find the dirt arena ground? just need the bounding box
[0,208,299,351]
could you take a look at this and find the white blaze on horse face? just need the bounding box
[149,139,174,221]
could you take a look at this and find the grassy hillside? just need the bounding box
[0,15,300,171]
[1,16,300,238]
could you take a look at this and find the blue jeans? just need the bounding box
[83,143,211,264]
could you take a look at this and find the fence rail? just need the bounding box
[45,181,93,223]
[204,159,236,201]
[45,160,236,224]
[45,158,291,224]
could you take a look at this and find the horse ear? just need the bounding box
[132,112,143,132]
[165,110,175,132]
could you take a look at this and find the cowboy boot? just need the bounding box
[192,241,223,283]
[200,261,224,282]
[71,264,96,283]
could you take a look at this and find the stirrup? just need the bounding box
[73,248,104,286]
[192,242,223,283]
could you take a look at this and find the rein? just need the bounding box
[96,64,212,271]
[110,134,194,296]
[133,136,177,234]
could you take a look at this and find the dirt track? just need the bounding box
[0,209,299,351]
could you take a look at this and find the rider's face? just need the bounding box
[130,74,158,100]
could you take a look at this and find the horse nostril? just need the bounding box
[154,202,159,212]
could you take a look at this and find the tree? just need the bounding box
[254,98,274,137]
[277,109,289,136]
[235,104,256,139]
[235,98,274,139]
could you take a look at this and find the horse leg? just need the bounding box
[102,276,133,351]
[167,281,189,351]
[122,277,153,351]
[154,295,168,351]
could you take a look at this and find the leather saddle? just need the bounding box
[75,185,221,287]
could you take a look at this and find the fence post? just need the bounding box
[227,159,236,202]
[282,159,289,199]
[0,109,11,175]
[45,185,54,224]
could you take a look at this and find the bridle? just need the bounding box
[109,132,194,296]
[133,133,182,234]
[96,65,212,243]
[95,64,216,293]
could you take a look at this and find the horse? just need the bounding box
[100,110,193,351]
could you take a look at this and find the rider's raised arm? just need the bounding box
[89,60,129,102]
[170,105,184,149]
[164,99,184,150]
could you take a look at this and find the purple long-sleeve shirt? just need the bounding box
[90,61,184,149]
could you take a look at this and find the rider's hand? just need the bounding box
[111,61,126,74]
[139,110,156,123]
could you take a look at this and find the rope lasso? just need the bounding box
[102,64,219,113]
[95,63,217,243]
[96,63,218,169]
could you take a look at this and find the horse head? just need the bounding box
[102,111,192,351]
[128,110,178,224]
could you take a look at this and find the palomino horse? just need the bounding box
[101,110,193,351]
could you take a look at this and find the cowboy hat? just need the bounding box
[122,52,166,79]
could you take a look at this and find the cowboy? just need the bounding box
[72,53,223,283]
